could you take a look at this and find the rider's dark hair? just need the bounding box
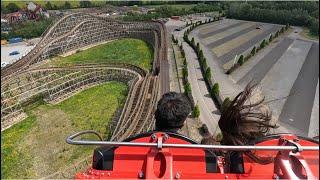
[155,92,191,132]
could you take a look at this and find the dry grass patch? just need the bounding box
[1,82,128,179]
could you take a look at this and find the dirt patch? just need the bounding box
[186,117,203,143]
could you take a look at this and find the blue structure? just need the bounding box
[8,37,23,44]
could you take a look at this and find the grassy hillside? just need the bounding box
[52,38,153,71]
[1,82,128,179]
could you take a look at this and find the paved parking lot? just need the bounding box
[1,38,40,66]
[192,19,319,137]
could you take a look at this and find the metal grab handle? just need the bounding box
[66,132,319,152]
[66,130,103,144]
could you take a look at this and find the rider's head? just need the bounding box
[155,92,192,132]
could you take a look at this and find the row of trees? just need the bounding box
[1,1,97,13]
[1,17,54,40]
[171,35,199,118]
[123,4,223,21]
[226,25,289,74]
[226,2,319,36]
[184,19,223,110]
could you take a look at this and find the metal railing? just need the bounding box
[67,131,319,152]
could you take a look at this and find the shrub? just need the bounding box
[184,82,192,95]
[199,50,204,59]
[221,97,232,113]
[171,34,175,42]
[211,83,220,96]
[269,34,273,42]
[183,57,187,65]
[191,37,195,46]
[202,59,208,70]
[196,42,200,54]
[181,50,185,58]
[244,54,251,62]
[200,124,210,136]
[6,2,20,13]
[182,66,188,78]
[285,23,290,30]
[260,39,266,49]
[309,19,319,36]
[215,133,223,142]
[251,46,256,56]
[192,104,200,118]
[205,67,212,81]
[237,55,244,66]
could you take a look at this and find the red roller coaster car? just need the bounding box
[67,131,319,179]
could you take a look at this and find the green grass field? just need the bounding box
[1,82,128,179]
[52,38,153,71]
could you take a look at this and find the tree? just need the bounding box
[53,4,58,10]
[221,97,232,113]
[191,37,195,46]
[80,1,92,8]
[196,42,200,53]
[202,58,208,70]
[251,46,256,56]
[269,34,273,42]
[183,57,187,65]
[171,34,176,43]
[237,55,244,66]
[6,2,20,13]
[181,50,185,58]
[64,1,71,9]
[182,66,188,78]
[285,23,290,30]
[216,132,223,142]
[45,2,53,10]
[211,83,220,96]
[260,39,266,49]
[199,50,204,60]
[309,19,319,36]
[205,67,212,81]
[184,82,192,95]
[192,104,200,118]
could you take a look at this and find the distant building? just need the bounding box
[3,2,50,23]
[171,16,180,20]
[1,19,11,32]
